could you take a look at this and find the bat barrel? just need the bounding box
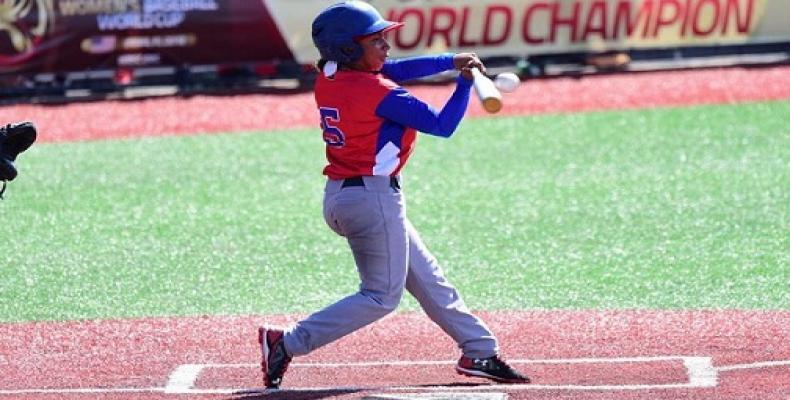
[471,68,502,114]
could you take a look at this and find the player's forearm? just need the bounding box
[431,75,473,137]
[375,76,471,138]
[381,53,455,83]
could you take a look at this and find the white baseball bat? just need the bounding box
[471,67,502,114]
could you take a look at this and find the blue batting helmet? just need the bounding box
[312,1,403,64]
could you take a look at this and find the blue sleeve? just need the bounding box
[381,53,455,84]
[375,75,473,138]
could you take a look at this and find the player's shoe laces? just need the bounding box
[455,355,531,384]
[258,327,292,389]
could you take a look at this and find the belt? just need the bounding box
[341,176,400,190]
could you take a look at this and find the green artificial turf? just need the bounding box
[1,101,787,322]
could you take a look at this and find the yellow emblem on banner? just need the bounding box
[0,0,55,56]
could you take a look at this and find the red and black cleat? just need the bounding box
[258,326,293,389]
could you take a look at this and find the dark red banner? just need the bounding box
[0,0,293,75]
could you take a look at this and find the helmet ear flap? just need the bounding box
[317,37,362,65]
[341,45,357,56]
[339,44,363,63]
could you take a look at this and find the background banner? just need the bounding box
[0,0,291,74]
[1,0,789,76]
[268,0,789,63]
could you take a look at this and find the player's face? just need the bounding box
[355,32,390,72]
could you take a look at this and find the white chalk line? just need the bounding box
[0,388,165,395]
[715,360,790,372]
[1,356,787,396]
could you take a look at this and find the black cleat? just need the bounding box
[258,326,292,389]
[455,355,531,384]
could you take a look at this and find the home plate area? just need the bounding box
[1,311,788,399]
[166,357,790,397]
[168,356,715,394]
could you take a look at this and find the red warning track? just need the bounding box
[1,65,789,143]
[1,310,788,399]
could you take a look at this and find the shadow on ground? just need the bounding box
[227,382,491,399]
[228,389,361,400]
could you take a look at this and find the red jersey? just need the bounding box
[315,70,417,179]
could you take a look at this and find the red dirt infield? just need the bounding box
[1,65,789,143]
[1,310,788,399]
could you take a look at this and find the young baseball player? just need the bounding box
[259,1,530,389]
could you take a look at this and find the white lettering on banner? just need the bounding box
[122,34,196,50]
[96,12,185,30]
[57,0,219,15]
[59,0,219,31]
[117,52,161,66]
[58,0,142,16]
[143,0,218,13]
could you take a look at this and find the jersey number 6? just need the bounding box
[319,107,345,147]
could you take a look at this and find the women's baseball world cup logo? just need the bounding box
[0,0,55,64]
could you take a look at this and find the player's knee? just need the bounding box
[363,289,402,313]
[380,292,402,312]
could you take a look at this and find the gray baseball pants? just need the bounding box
[282,175,498,359]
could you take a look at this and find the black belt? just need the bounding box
[341,176,400,190]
